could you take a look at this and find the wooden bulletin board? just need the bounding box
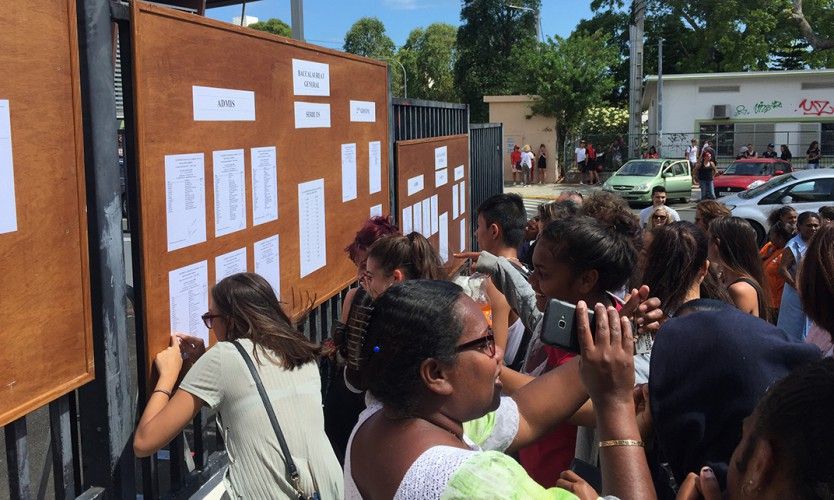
[0,0,93,426]
[395,134,470,275]
[131,2,390,377]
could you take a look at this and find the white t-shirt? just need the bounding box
[575,147,586,163]
[686,145,698,163]
[639,204,681,227]
[520,151,535,168]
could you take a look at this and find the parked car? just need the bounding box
[714,158,793,197]
[719,169,834,244]
[602,159,692,204]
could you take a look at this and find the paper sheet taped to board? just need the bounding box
[165,153,207,252]
[169,260,209,344]
[192,86,255,121]
[369,141,382,194]
[294,102,331,128]
[213,149,247,237]
[215,247,247,283]
[292,59,330,97]
[298,179,327,277]
[341,143,357,202]
[350,100,376,122]
[0,100,17,235]
[251,147,279,225]
[254,235,281,300]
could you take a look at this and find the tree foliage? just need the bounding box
[343,17,396,61]
[454,0,541,122]
[578,106,630,134]
[398,23,459,102]
[248,18,292,37]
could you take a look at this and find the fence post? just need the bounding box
[74,0,135,497]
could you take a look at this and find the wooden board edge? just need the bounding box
[0,372,94,428]
[395,133,469,148]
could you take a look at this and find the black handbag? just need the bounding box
[231,341,321,500]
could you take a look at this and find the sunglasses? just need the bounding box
[201,312,222,329]
[455,333,496,357]
[653,215,668,220]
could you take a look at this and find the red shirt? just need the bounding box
[511,150,521,164]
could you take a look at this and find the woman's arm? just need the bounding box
[485,278,511,354]
[728,281,760,317]
[133,337,204,458]
[779,247,796,287]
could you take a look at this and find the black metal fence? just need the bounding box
[469,123,504,251]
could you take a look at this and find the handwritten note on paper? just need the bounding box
[368,141,382,194]
[412,203,422,235]
[439,213,449,263]
[341,143,358,202]
[421,199,431,238]
[251,147,278,226]
[452,183,459,219]
[402,205,413,234]
[454,165,465,181]
[459,181,466,215]
[435,146,448,170]
[215,247,247,283]
[254,235,281,300]
[460,219,467,252]
[294,102,331,128]
[430,195,439,236]
[292,59,330,97]
[298,179,327,277]
[0,100,18,235]
[350,100,376,122]
[370,204,383,218]
[435,168,448,188]
[165,153,206,252]
[407,175,424,196]
[192,86,255,121]
[169,260,209,344]
[213,149,246,237]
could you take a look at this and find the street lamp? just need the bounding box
[506,4,543,42]
[387,58,408,98]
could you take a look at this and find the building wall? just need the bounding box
[484,96,559,182]
[645,72,834,162]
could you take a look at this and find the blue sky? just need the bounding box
[206,1,594,49]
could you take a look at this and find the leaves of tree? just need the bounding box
[343,17,396,61]
[248,18,292,38]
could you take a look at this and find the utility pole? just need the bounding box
[628,0,646,159]
[507,4,543,42]
[658,38,663,152]
[291,0,304,41]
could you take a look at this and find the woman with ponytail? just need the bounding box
[362,232,448,299]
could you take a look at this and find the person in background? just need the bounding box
[640,186,681,228]
[766,205,798,230]
[325,216,399,463]
[819,205,834,226]
[649,206,672,230]
[779,144,793,163]
[133,273,344,499]
[685,139,699,173]
[520,144,535,186]
[517,216,539,271]
[610,136,625,171]
[800,225,834,358]
[643,145,660,159]
[576,139,588,184]
[746,143,758,158]
[536,144,547,184]
[777,211,822,340]
[510,144,522,186]
[696,151,717,201]
[586,141,600,185]
[708,217,769,320]
[736,146,749,160]
[362,232,447,300]
[759,221,793,323]
[761,143,778,159]
[694,200,731,233]
[700,140,715,161]
[806,140,821,168]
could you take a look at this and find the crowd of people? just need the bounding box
[132,185,834,499]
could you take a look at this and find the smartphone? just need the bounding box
[540,298,595,353]
[570,458,602,493]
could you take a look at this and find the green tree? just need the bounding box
[248,18,292,37]
[574,10,630,104]
[398,23,459,102]
[343,17,396,60]
[454,0,541,122]
[578,106,629,134]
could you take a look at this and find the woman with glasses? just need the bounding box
[346,280,655,499]
[133,273,343,499]
[648,206,671,230]
[361,232,447,300]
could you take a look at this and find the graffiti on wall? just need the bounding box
[734,100,783,116]
[798,98,834,116]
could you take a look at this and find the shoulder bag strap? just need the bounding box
[231,340,309,500]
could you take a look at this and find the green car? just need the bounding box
[602,159,692,204]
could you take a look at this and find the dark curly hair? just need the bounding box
[358,280,464,414]
[345,216,400,263]
[767,205,797,228]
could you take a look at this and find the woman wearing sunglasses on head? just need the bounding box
[133,273,343,499]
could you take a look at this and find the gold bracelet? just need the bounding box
[152,388,172,398]
[599,439,644,448]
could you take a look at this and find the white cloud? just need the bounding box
[383,0,421,10]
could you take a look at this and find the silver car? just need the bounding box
[719,169,834,243]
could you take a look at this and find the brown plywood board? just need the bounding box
[395,134,470,275]
[131,2,390,379]
[0,0,93,426]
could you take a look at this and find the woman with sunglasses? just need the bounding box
[648,206,671,230]
[346,280,655,499]
[133,273,343,499]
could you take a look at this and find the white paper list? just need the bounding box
[459,181,466,215]
[0,100,18,235]
[215,247,247,283]
[169,260,209,344]
[368,141,382,194]
[294,102,331,128]
[412,203,422,235]
[401,206,413,234]
[407,175,424,196]
[292,59,330,97]
[430,195,439,236]
[213,149,246,237]
[370,204,383,218]
[350,100,376,122]
[298,179,327,277]
[251,147,278,225]
[452,184,460,219]
[192,86,255,121]
[165,153,207,252]
[454,165,465,181]
[255,235,281,299]
[341,143,358,202]
[435,168,448,188]
[460,219,467,252]
[421,199,431,238]
[435,146,448,170]
[439,212,449,263]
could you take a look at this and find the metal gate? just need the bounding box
[469,123,504,250]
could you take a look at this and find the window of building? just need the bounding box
[698,85,741,93]
[699,124,735,157]
[822,123,834,156]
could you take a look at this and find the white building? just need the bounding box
[232,15,258,27]
[643,69,834,163]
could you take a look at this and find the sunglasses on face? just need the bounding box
[201,312,222,329]
[653,215,668,221]
[455,332,496,357]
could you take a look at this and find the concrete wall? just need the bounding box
[484,95,559,182]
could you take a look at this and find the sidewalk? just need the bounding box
[503,181,601,200]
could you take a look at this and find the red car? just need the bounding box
[714,158,793,197]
